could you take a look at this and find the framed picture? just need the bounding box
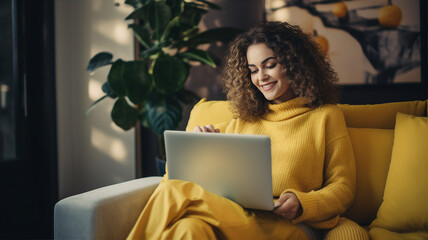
[265,0,423,86]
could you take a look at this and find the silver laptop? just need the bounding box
[164,130,274,210]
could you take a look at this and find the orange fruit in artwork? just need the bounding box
[332,1,348,18]
[378,5,402,27]
[314,33,329,56]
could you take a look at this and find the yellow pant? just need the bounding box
[127,180,308,239]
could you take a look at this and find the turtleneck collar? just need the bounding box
[263,97,312,121]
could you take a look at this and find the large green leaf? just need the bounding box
[148,1,172,40]
[87,52,113,71]
[152,54,189,94]
[123,61,153,105]
[129,23,152,49]
[111,97,140,130]
[107,59,126,96]
[180,49,216,67]
[184,27,244,47]
[146,92,183,134]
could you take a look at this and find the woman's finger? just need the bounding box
[193,126,202,132]
[201,126,209,132]
[206,125,216,132]
[208,125,220,133]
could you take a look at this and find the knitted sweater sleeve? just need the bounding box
[285,109,356,229]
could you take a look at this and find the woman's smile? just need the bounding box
[260,81,277,91]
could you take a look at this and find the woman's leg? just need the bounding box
[127,180,307,240]
[161,218,217,239]
[323,217,369,240]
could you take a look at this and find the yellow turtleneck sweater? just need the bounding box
[224,97,356,229]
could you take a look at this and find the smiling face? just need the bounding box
[247,43,294,104]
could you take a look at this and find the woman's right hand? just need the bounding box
[193,125,220,133]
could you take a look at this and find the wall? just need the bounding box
[55,0,135,199]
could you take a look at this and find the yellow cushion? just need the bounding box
[369,227,428,240]
[338,100,427,129]
[185,99,233,132]
[344,128,394,225]
[370,113,428,232]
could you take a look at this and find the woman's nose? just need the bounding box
[258,70,268,81]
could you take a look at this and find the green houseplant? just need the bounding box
[86,0,242,161]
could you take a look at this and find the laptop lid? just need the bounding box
[164,130,273,210]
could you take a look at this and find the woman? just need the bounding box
[128,21,368,240]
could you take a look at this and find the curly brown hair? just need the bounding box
[222,21,339,121]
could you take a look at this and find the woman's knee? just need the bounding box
[156,180,192,197]
[323,217,369,240]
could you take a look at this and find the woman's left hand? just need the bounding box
[273,192,302,220]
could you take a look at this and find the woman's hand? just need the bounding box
[193,125,220,133]
[273,192,302,220]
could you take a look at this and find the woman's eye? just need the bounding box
[266,63,277,69]
[250,70,258,74]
